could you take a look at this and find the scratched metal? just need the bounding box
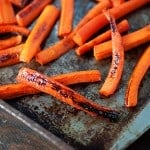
[0,0,149,149]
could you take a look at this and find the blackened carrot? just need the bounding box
[76,19,129,56]
[9,0,29,8]
[0,36,22,50]
[0,44,23,67]
[125,46,150,107]
[0,0,16,25]
[0,25,30,36]
[94,25,150,60]
[0,70,101,99]
[58,0,74,37]
[20,5,60,63]
[73,0,148,45]
[16,0,52,27]
[17,67,120,122]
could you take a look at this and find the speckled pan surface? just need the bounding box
[0,0,150,149]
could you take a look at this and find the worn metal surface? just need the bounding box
[0,0,149,149]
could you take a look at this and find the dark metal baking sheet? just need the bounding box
[0,0,149,149]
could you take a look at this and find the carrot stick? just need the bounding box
[0,44,23,67]
[110,0,125,7]
[58,0,74,37]
[125,46,150,107]
[16,67,120,122]
[9,0,29,8]
[36,35,75,65]
[20,5,60,63]
[73,0,148,46]
[0,0,16,25]
[0,25,30,36]
[99,10,124,96]
[0,36,22,50]
[94,25,150,60]
[0,70,101,99]
[16,0,52,27]
[76,19,129,56]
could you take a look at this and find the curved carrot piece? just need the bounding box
[0,70,101,99]
[0,44,23,67]
[0,25,30,36]
[125,46,150,107]
[76,19,129,56]
[100,10,124,97]
[20,5,60,63]
[17,67,120,122]
[94,25,150,60]
[0,36,22,50]
[16,0,52,27]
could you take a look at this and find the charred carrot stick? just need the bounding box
[0,25,30,36]
[99,10,124,96]
[0,0,16,25]
[36,35,75,65]
[0,36,22,50]
[125,46,150,107]
[94,25,150,60]
[17,67,120,122]
[20,5,59,63]
[9,0,29,8]
[16,0,52,27]
[0,44,23,67]
[76,19,129,56]
[0,70,101,99]
[73,0,148,45]
[111,0,125,7]
[58,0,74,37]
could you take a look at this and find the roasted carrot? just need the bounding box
[0,0,16,25]
[16,0,52,27]
[17,67,120,122]
[36,35,75,65]
[0,70,101,99]
[76,19,129,56]
[73,0,148,45]
[0,36,22,50]
[94,25,150,60]
[20,5,60,63]
[58,0,74,37]
[9,0,29,8]
[0,44,23,67]
[125,46,150,107]
[0,25,30,36]
[111,0,125,7]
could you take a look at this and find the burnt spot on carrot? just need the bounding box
[0,53,18,63]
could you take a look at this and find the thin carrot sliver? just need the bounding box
[9,0,29,8]
[0,0,16,25]
[17,67,120,122]
[0,44,23,67]
[76,19,129,56]
[0,70,101,99]
[58,0,74,37]
[94,25,150,60]
[73,0,148,45]
[16,0,52,27]
[0,36,22,50]
[20,5,60,63]
[125,46,150,107]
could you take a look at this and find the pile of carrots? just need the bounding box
[0,0,150,121]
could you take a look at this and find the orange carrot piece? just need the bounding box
[17,67,120,122]
[9,0,29,7]
[94,25,150,60]
[110,0,125,7]
[0,0,16,25]
[0,44,23,67]
[0,25,30,36]
[125,46,150,107]
[73,0,148,46]
[20,5,60,63]
[58,0,74,37]
[16,0,52,27]
[0,36,22,50]
[0,70,101,99]
[76,19,129,56]
[36,35,75,65]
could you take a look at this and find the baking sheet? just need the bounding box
[0,0,149,149]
